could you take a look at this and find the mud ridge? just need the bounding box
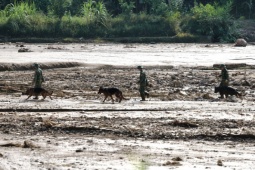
[0,62,83,71]
[1,116,255,142]
[0,108,175,112]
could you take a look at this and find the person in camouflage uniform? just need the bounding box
[32,63,45,99]
[137,66,149,101]
[219,64,229,87]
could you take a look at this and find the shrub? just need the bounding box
[109,13,176,37]
[165,11,182,34]
[60,14,93,37]
[180,2,236,42]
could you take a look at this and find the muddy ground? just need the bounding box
[0,43,255,170]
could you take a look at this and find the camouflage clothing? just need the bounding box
[219,66,229,87]
[138,67,148,101]
[33,65,44,88]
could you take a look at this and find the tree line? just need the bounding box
[0,0,253,42]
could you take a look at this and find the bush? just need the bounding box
[165,11,182,34]
[60,14,98,38]
[0,0,238,42]
[109,13,176,37]
[180,2,237,42]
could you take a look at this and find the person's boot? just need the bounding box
[145,91,150,98]
[141,96,146,101]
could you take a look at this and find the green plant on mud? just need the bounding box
[130,156,149,170]
[135,160,148,170]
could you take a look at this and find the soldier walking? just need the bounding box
[219,64,229,87]
[137,66,149,101]
[32,63,44,99]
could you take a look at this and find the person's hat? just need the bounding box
[220,64,225,68]
[33,63,39,67]
[137,66,143,69]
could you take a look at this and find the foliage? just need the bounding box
[60,14,92,37]
[181,2,236,42]
[0,1,37,35]
[0,0,255,19]
[144,0,169,16]
[109,12,176,37]
[231,0,255,19]
[81,0,110,29]
[48,0,72,18]
[118,0,135,15]
[165,11,182,34]
[169,0,185,12]
[0,0,242,42]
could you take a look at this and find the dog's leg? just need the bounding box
[236,93,242,99]
[118,94,122,103]
[26,95,32,100]
[103,95,108,102]
[219,92,224,99]
[42,94,45,100]
[110,95,114,103]
[115,93,120,103]
[118,93,123,103]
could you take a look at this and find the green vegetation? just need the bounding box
[181,2,236,42]
[0,0,253,42]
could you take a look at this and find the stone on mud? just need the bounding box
[234,38,247,47]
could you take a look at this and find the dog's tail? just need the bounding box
[238,91,247,99]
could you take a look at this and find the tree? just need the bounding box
[48,0,72,17]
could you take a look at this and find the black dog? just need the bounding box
[214,86,241,99]
[98,87,128,103]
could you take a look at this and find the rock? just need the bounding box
[217,159,223,166]
[75,149,83,152]
[172,157,183,161]
[18,48,32,52]
[163,161,181,166]
[234,38,247,47]
[173,80,183,87]
[23,140,38,148]
[179,91,187,95]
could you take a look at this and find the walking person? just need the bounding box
[219,64,229,87]
[32,63,44,99]
[137,66,149,101]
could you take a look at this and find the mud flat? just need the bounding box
[0,43,255,170]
